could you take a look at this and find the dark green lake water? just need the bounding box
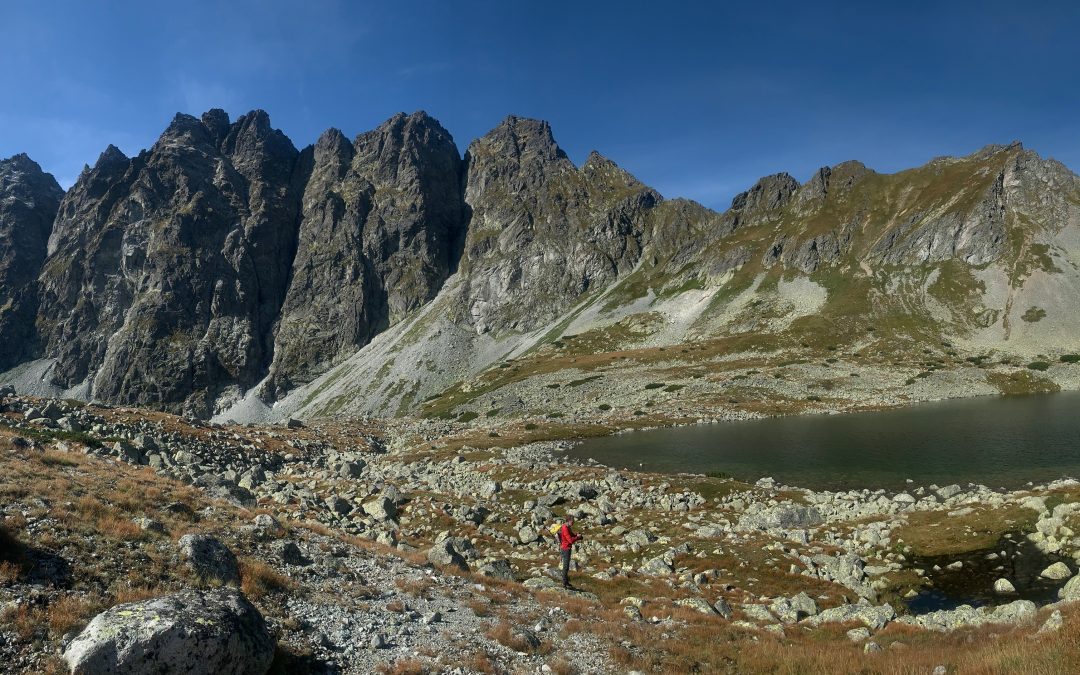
[569,392,1080,490]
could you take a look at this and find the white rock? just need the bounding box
[1040,561,1072,580]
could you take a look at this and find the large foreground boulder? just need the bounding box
[63,588,274,675]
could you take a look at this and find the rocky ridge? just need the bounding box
[3,112,1080,423]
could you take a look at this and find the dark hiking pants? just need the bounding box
[561,549,571,586]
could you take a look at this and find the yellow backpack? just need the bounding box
[548,522,563,540]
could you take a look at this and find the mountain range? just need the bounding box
[2,109,1079,422]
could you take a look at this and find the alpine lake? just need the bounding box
[569,391,1080,613]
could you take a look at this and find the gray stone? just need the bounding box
[326,496,352,515]
[847,627,871,642]
[517,526,539,544]
[809,603,895,630]
[274,540,307,566]
[624,529,656,546]
[478,559,515,581]
[62,589,273,675]
[178,534,240,586]
[638,555,673,576]
[741,604,776,623]
[362,496,398,522]
[789,591,818,618]
[676,597,717,615]
[426,540,468,571]
[1038,609,1063,633]
[993,578,1016,594]
[712,597,733,619]
[339,461,365,479]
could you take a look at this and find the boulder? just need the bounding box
[338,461,365,479]
[178,534,241,586]
[936,484,962,499]
[362,496,398,522]
[517,526,539,544]
[426,540,468,571]
[741,604,776,623]
[1059,574,1080,601]
[847,627,871,642]
[477,559,515,581]
[676,597,717,615]
[274,540,307,566]
[1039,609,1064,634]
[638,555,673,576]
[789,591,819,618]
[993,578,1016,594]
[624,529,656,546]
[712,597,734,619]
[63,589,273,675]
[1041,562,1072,580]
[808,603,895,630]
[989,599,1037,624]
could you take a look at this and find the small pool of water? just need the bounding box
[905,534,1068,613]
[569,392,1080,490]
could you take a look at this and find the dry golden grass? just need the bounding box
[484,619,550,655]
[553,594,1080,674]
[239,558,296,600]
[463,651,499,674]
[376,658,430,675]
[467,598,493,617]
[47,594,102,637]
[897,503,1039,556]
[544,657,576,675]
[395,576,435,597]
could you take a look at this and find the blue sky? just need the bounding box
[2,1,1079,209]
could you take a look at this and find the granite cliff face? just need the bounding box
[0,155,63,371]
[2,110,1080,420]
[36,110,304,417]
[457,116,659,334]
[265,112,464,398]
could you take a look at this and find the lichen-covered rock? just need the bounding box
[62,589,274,675]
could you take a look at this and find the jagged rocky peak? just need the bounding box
[484,115,567,160]
[200,108,231,145]
[464,115,573,203]
[265,111,465,398]
[581,149,656,197]
[36,108,304,417]
[0,154,63,371]
[796,160,875,204]
[730,172,799,214]
[455,117,660,335]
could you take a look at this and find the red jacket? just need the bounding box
[558,523,581,551]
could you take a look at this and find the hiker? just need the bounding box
[557,514,583,589]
